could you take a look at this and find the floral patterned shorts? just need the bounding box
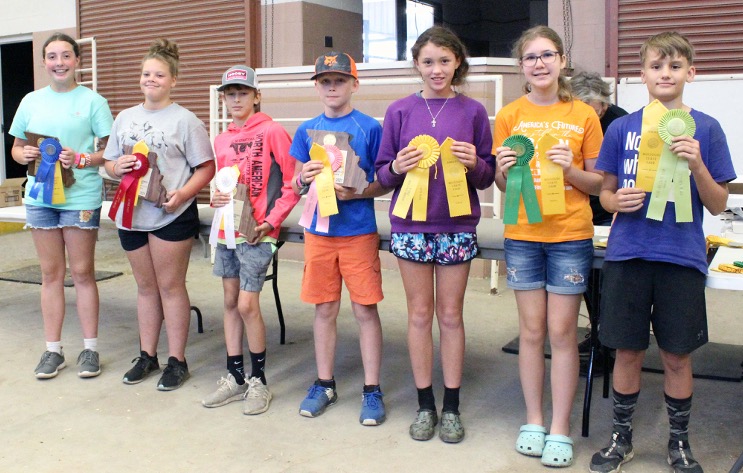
[390,232,478,265]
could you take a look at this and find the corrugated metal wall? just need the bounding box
[78,0,254,124]
[615,0,743,77]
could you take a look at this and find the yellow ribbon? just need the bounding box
[440,137,471,217]
[392,135,440,221]
[309,143,339,218]
[635,100,668,191]
[51,162,66,204]
[537,133,565,215]
[132,141,150,206]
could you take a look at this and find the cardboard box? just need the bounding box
[0,178,25,208]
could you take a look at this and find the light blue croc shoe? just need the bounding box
[516,424,547,457]
[541,434,574,467]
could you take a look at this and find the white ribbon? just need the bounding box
[209,167,240,249]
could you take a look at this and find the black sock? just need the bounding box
[417,385,436,412]
[442,386,460,415]
[612,388,639,442]
[318,377,335,389]
[665,392,693,446]
[227,354,245,385]
[249,350,267,384]
[363,384,380,393]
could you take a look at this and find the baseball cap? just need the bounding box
[217,65,258,91]
[310,51,358,80]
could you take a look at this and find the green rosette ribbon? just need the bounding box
[647,109,696,222]
[503,135,542,225]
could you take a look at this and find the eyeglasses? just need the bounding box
[520,51,560,67]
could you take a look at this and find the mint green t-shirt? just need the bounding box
[9,85,113,209]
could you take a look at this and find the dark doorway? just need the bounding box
[2,41,34,180]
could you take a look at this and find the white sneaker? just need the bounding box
[202,374,248,407]
[243,377,272,415]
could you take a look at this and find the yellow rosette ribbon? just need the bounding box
[392,135,440,221]
[299,143,339,234]
[537,133,565,215]
[646,109,696,222]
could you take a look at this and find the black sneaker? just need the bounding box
[589,431,634,473]
[122,351,160,384]
[157,356,190,391]
[668,440,703,473]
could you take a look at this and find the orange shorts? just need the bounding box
[301,232,383,305]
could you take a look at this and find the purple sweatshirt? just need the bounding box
[375,93,495,233]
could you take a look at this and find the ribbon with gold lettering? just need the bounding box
[646,109,696,222]
[108,152,150,229]
[537,133,565,215]
[502,134,541,224]
[392,135,440,221]
[440,137,472,217]
[29,138,64,205]
[635,100,668,191]
[299,143,338,233]
[209,166,240,249]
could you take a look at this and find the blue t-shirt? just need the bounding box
[289,109,382,237]
[596,107,736,273]
[9,85,113,209]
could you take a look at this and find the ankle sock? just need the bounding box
[227,354,246,385]
[442,386,461,414]
[665,392,692,445]
[46,341,63,355]
[249,350,266,384]
[83,338,98,352]
[318,378,335,389]
[417,385,436,412]
[363,384,380,393]
[612,388,639,442]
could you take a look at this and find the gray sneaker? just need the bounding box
[35,351,66,379]
[439,411,465,443]
[77,349,101,378]
[590,432,634,473]
[202,374,249,408]
[409,409,438,441]
[667,440,703,473]
[243,377,272,415]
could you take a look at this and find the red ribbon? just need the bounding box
[108,153,150,229]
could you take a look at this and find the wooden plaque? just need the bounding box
[234,183,261,244]
[122,145,167,207]
[24,131,76,188]
[306,129,369,194]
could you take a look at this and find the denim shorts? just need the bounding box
[390,232,478,265]
[25,204,101,230]
[504,238,593,294]
[213,241,275,292]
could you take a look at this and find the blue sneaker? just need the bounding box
[299,381,338,417]
[359,387,386,426]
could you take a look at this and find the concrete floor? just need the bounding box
[0,225,741,473]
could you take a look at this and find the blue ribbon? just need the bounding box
[28,138,62,204]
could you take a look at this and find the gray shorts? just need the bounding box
[212,242,274,293]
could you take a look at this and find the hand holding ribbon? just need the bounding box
[392,135,440,221]
[108,153,150,229]
[501,134,541,224]
[209,166,240,248]
[298,145,339,233]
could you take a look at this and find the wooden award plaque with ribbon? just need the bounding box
[25,131,75,188]
[306,129,369,195]
[233,183,261,244]
[124,142,168,208]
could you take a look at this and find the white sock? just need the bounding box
[83,338,98,352]
[46,341,63,355]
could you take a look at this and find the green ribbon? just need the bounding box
[503,135,542,225]
[646,110,696,222]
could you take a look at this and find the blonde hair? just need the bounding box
[512,25,572,103]
[640,31,694,66]
[143,38,180,77]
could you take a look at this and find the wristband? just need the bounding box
[75,153,82,167]
[390,161,401,176]
[296,174,304,188]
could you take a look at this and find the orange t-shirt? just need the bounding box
[494,96,603,242]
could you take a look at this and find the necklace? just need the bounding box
[423,95,452,128]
